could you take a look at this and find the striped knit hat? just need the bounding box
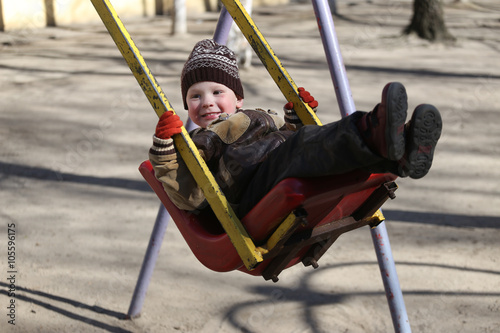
[181,39,244,110]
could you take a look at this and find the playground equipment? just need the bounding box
[90,0,411,331]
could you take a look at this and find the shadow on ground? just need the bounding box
[0,282,130,333]
[224,261,500,333]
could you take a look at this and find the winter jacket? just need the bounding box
[149,108,296,212]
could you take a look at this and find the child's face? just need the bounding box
[186,81,243,128]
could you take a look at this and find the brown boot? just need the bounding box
[357,82,408,161]
[398,104,442,179]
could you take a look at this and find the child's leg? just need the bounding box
[236,84,442,218]
[237,82,408,218]
[237,112,396,217]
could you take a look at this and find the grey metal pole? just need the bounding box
[371,222,411,332]
[311,0,355,118]
[311,0,411,331]
[127,204,170,318]
[127,117,199,319]
[213,6,233,45]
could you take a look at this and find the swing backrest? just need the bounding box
[140,160,396,275]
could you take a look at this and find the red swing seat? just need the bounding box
[139,160,397,281]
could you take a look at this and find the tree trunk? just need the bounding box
[204,0,213,12]
[328,0,337,16]
[44,0,56,27]
[172,0,187,35]
[404,0,455,42]
[155,0,164,15]
[0,0,4,32]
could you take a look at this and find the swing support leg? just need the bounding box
[312,0,411,331]
[213,6,233,45]
[127,205,170,319]
[126,120,198,319]
[371,222,411,332]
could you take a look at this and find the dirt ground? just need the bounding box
[1,0,499,332]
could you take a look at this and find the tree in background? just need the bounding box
[404,0,455,42]
[0,0,4,32]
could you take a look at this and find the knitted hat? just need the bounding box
[181,39,244,109]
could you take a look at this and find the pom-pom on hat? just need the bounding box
[181,39,244,110]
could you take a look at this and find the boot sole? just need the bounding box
[403,104,442,179]
[383,82,408,161]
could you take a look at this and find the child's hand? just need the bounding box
[155,111,183,139]
[284,87,319,111]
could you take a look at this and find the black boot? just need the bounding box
[398,104,443,179]
[357,82,408,161]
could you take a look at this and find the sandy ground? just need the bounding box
[1,0,500,332]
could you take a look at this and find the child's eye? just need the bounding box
[213,90,222,95]
[190,94,200,99]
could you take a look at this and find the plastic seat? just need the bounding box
[139,160,397,279]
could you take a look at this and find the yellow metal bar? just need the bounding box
[369,209,386,228]
[264,211,300,251]
[221,0,322,126]
[90,0,172,117]
[90,0,263,270]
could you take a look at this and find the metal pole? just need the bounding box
[311,0,355,118]
[312,0,411,331]
[213,6,233,45]
[371,223,411,332]
[127,204,170,318]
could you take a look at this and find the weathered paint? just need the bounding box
[221,0,322,126]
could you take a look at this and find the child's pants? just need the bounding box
[236,111,398,218]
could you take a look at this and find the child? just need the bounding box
[149,39,442,218]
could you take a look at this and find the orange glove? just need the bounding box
[155,111,183,139]
[284,87,319,111]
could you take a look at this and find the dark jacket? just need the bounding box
[149,108,295,211]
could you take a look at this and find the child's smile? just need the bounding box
[186,81,243,128]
